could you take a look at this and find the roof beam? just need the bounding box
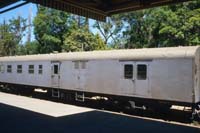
[0,0,193,21]
[0,1,29,14]
[107,0,190,15]
[26,0,107,21]
[0,0,19,9]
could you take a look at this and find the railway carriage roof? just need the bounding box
[0,46,199,62]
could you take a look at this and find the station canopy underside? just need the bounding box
[1,0,191,21]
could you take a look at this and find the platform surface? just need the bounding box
[0,92,199,133]
[0,92,94,117]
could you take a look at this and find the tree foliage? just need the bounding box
[33,6,73,53]
[93,15,125,47]
[33,6,106,53]
[121,0,200,48]
[0,16,27,56]
[17,41,39,55]
[63,27,106,52]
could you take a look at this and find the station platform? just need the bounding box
[0,92,199,133]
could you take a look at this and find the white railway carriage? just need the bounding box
[0,46,200,112]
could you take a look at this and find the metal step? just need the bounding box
[75,92,85,102]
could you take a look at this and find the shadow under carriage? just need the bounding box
[0,103,199,133]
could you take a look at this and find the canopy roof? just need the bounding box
[1,0,190,21]
[0,0,18,9]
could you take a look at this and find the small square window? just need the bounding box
[17,65,22,73]
[124,64,133,79]
[137,64,147,80]
[38,65,43,74]
[7,65,12,73]
[29,65,34,74]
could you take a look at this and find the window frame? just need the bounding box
[0,64,5,73]
[124,64,133,79]
[17,65,23,74]
[73,61,88,69]
[38,65,43,74]
[81,61,85,69]
[53,64,59,74]
[28,65,34,74]
[137,64,147,80]
[74,61,79,69]
[7,65,12,73]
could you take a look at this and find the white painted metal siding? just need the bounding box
[83,60,121,95]
[194,48,200,103]
[150,59,193,103]
[0,46,199,104]
[0,61,51,87]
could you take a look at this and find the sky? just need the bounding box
[0,2,37,22]
[0,2,98,44]
[0,2,37,43]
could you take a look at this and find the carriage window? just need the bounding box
[0,65,4,73]
[81,61,86,69]
[29,65,34,74]
[17,65,22,73]
[124,64,133,79]
[137,64,147,80]
[7,65,12,73]
[74,61,79,69]
[38,65,43,74]
[54,65,58,74]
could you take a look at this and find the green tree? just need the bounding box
[33,6,74,53]
[9,16,27,45]
[34,6,106,53]
[0,24,16,56]
[118,0,200,48]
[93,15,124,46]
[63,26,106,52]
[17,41,39,55]
[122,10,152,48]
[0,16,27,56]
[150,1,200,47]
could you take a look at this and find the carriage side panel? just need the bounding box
[150,58,193,103]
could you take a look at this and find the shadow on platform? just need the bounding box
[0,103,199,133]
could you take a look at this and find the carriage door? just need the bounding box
[120,62,136,95]
[51,62,60,87]
[135,62,150,96]
[79,61,87,91]
[73,61,87,91]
